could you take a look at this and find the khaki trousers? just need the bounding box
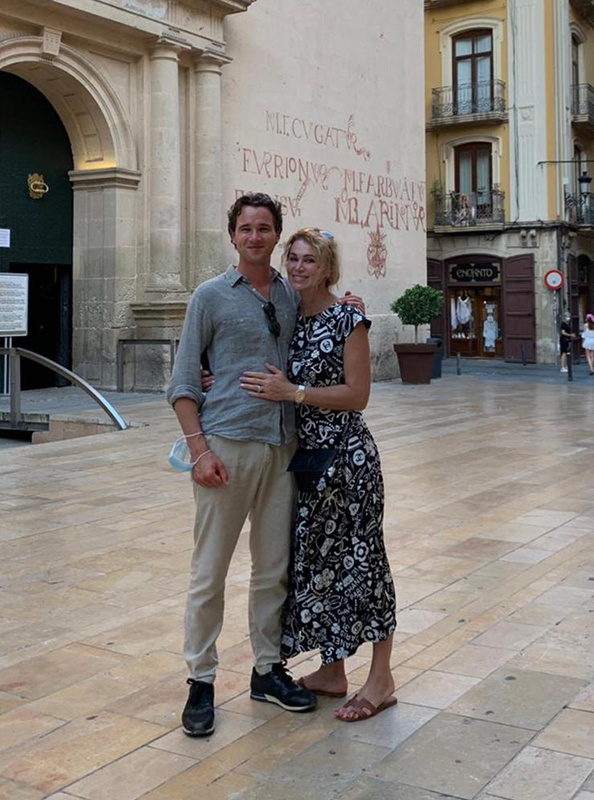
[184,435,296,682]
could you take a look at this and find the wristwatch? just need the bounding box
[294,384,306,404]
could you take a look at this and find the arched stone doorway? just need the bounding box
[0,71,73,389]
[0,33,140,387]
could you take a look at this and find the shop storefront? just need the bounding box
[428,254,537,362]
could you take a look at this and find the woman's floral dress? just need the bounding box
[281,304,396,664]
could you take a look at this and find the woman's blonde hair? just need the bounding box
[282,228,340,288]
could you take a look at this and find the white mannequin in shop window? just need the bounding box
[483,302,499,352]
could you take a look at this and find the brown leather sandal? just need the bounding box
[296,677,347,698]
[336,694,398,722]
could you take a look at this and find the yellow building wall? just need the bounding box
[544,0,557,222]
[568,4,594,205]
[425,1,509,226]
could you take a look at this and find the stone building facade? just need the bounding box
[0,0,425,389]
[425,0,594,365]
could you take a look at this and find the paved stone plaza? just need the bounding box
[0,373,593,800]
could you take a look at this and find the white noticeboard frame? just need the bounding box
[0,273,29,337]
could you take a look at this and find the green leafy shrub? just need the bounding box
[390,284,444,343]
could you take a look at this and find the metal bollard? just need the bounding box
[9,351,22,428]
[456,352,461,375]
[567,351,573,382]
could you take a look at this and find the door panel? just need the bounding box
[503,255,536,362]
[427,259,446,353]
[567,254,581,362]
[0,71,73,390]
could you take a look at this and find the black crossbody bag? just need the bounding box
[287,447,339,493]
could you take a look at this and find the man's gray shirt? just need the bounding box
[167,266,298,446]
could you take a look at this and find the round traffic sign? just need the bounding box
[544,269,564,291]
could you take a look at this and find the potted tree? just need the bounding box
[391,284,444,384]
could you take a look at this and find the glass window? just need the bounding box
[453,30,493,115]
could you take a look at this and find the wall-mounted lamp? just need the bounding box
[578,170,592,198]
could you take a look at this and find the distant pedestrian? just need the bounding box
[582,313,594,375]
[559,313,574,373]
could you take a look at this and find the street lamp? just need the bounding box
[578,170,592,223]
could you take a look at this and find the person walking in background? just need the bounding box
[559,312,574,373]
[582,313,594,375]
[240,228,397,722]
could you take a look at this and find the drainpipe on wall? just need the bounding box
[507,0,520,221]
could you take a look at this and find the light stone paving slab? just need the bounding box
[238,737,392,800]
[0,781,45,800]
[436,644,516,678]
[0,712,168,794]
[509,613,594,680]
[499,548,552,565]
[470,621,547,651]
[335,779,463,800]
[484,746,594,800]
[65,747,198,800]
[372,713,533,799]
[449,667,587,730]
[570,683,594,712]
[584,773,594,792]
[395,670,480,709]
[148,708,269,760]
[331,701,439,748]
[534,585,594,607]
[533,709,594,758]
[508,601,576,628]
[393,609,448,634]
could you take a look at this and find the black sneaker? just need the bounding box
[250,662,317,712]
[181,679,215,736]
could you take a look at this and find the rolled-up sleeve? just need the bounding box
[166,287,212,407]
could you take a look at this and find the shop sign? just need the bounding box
[448,262,501,284]
[0,273,28,337]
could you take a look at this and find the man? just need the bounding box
[167,193,316,736]
[559,312,575,373]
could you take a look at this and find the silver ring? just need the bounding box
[257,385,263,393]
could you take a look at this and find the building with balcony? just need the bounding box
[425,0,594,363]
[0,0,425,390]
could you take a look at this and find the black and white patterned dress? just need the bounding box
[281,304,397,664]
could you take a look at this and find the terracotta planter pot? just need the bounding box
[393,343,436,384]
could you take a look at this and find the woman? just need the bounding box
[240,228,397,722]
[582,313,594,375]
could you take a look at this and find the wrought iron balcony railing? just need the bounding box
[572,84,594,136]
[434,189,505,229]
[565,192,594,226]
[429,80,507,129]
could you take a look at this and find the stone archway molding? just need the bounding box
[0,35,137,170]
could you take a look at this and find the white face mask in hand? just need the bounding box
[167,432,204,472]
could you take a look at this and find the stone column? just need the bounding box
[147,38,186,295]
[193,52,231,283]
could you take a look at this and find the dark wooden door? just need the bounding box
[567,254,581,362]
[8,264,72,389]
[427,258,447,354]
[0,71,73,388]
[503,254,536,362]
